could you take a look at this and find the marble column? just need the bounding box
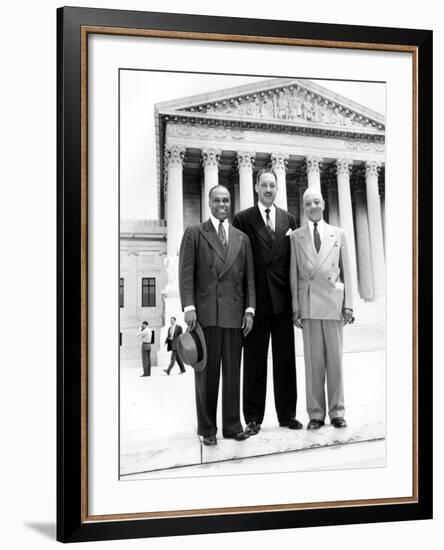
[161,145,186,366]
[164,145,185,259]
[270,152,289,209]
[354,185,374,301]
[200,174,205,222]
[336,158,358,295]
[327,182,340,227]
[305,156,323,192]
[236,151,255,210]
[234,181,240,213]
[201,148,221,220]
[380,186,385,255]
[365,161,385,297]
[299,185,307,225]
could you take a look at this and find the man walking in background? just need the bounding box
[163,316,186,374]
[179,185,255,446]
[290,188,354,430]
[233,168,302,435]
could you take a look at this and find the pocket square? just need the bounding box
[285,228,293,236]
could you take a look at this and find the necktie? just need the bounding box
[313,222,321,253]
[265,208,274,238]
[218,221,227,249]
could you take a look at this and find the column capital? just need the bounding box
[336,158,353,176]
[270,152,289,172]
[305,155,323,175]
[201,148,221,169]
[164,145,186,169]
[365,160,380,178]
[236,151,256,170]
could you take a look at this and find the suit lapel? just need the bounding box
[268,207,287,262]
[298,224,317,267]
[312,223,337,276]
[252,205,273,249]
[200,219,227,263]
[218,225,243,279]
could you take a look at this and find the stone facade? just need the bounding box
[156,78,385,302]
[120,78,386,363]
[119,220,167,362]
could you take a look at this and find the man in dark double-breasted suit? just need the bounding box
[179,185,255,446]
[233,168,302,435]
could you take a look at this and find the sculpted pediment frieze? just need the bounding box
[175,82,384,132]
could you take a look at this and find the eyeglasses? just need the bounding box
[258,183,277,189]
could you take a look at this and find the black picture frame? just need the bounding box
[57,6,433,543]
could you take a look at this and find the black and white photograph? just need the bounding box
[119,71,387,480]
[0,0,438,546]
[52,4,433,544]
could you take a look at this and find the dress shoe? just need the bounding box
[140,374,148,377]
[225,431,250,441]
[331,417,347,428]
[179,370,186,374]
[279,417,303,430]
[245,421,261,436]
[202,435,217,446]
[163,369,170,375]
[307,419,325,430]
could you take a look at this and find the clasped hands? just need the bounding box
[184,309,254,337]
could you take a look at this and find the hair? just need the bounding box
[142,321,149,326]
[302,187,324,202]
[208,184,230,200]
[170,316,176,321]
[256,167,278,186]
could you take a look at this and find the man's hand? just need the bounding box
[293,311,303,329]
[242,312,254,337]
[184,310,197,331]
[342,308,354,326]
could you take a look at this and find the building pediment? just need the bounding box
[155,78,385,134]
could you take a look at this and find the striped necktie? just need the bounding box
[218,221,227,249]
[313,222,321,253]
[265,208,274,238]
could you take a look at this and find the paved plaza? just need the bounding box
[120,300,385,480]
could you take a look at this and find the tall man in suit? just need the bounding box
[232,168,302,435]
[163,316,186,375]
[179,185,255,446]
[290,188,354,430]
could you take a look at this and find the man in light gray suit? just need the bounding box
[290,188,354,430]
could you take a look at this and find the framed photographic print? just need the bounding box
[57,6,433,543]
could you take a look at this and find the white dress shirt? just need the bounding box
[307,218,325,252]
[257,202,276,231]
[209,214,229,245]
[138,326,153,343]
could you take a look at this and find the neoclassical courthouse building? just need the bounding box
[120,78,385,363]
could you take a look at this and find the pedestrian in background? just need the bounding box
[163,316,186,375]
[137,320,153,377]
